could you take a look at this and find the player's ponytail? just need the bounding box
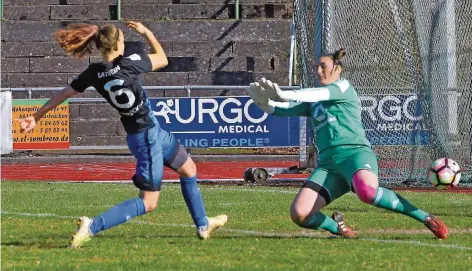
[56,23,120,59]
[332,48,345,67]
[56,23,99,59]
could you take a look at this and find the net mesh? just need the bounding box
[293,0,472,187]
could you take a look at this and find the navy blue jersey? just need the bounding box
[123,41,145,57]
[70,52,154,133]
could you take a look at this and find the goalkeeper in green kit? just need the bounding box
[246,48,448,239]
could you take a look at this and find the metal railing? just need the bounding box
[2,85,299,100]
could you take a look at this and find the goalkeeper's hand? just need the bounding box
[258,78,290,102]
[246,82,273,114]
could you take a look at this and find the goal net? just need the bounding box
[293,0,471,187]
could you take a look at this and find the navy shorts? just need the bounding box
[126,120,188,191]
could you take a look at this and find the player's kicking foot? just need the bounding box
[424,215,448,240]
[68,216,94,248]
[331,211,355,238]
[197,215,228,240]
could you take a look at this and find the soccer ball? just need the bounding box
[428,158,461,190]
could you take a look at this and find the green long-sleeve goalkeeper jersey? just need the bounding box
[271,78,371,154]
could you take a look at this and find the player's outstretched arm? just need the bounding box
[17,85,79,133]
[126,21,168,71]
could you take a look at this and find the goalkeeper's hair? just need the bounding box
[323,48,346,67]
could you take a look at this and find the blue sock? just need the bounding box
[90,197,146,235]
[180,175,208,229]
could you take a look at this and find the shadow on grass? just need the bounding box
[3,231,450,250]
[2,240,68,249]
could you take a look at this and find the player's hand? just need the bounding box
[16,116,36,133]
[126,21,149,36]
[258,78,290,102]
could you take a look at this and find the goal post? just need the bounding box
[293,0,472,186]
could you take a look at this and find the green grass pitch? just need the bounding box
[2,182,472,270]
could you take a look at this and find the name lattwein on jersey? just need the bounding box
[98,66,121,78]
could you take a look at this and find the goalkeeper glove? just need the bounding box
[246,82,274,114]
[258,78,290,102]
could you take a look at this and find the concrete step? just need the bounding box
[122,4,291,20]
[122,4,231,20]
[4,0,116,5]
[2,55,288,75]
[4,73,70,89]
[2,55,287,73]
[50,5,115,20]
[4,4,291,20]
[122,0,292,4]
[1,40,290,58]
[4,5,114,21]
[3,5,51,20]
[1,20,291,42]
[1,42,67,57]
[4,0,291,5]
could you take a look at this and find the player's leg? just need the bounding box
[290,168,354,237]
[344,148,448,239]
[162,130,227,239]
[69,125,163,248]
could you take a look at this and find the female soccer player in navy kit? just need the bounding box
[247,48,448,239]
[17,21,227,248]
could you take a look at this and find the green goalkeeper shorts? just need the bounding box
[305,145,379,203]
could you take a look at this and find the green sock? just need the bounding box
[301,212,339,234]
[373,187,429,222]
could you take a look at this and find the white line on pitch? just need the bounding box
[2,211,472,251]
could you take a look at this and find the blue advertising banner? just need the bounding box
[149,97,300,148]
[360,94,429,145]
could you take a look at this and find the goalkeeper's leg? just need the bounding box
[290,169,355,238]
[352,169,448,239]
[341,149,447,239]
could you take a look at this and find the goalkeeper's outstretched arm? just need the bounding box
[258,78,349,103]
[269,101,311,117]
[246,82,311,116]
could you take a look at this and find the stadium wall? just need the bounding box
[1,0,293,147]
